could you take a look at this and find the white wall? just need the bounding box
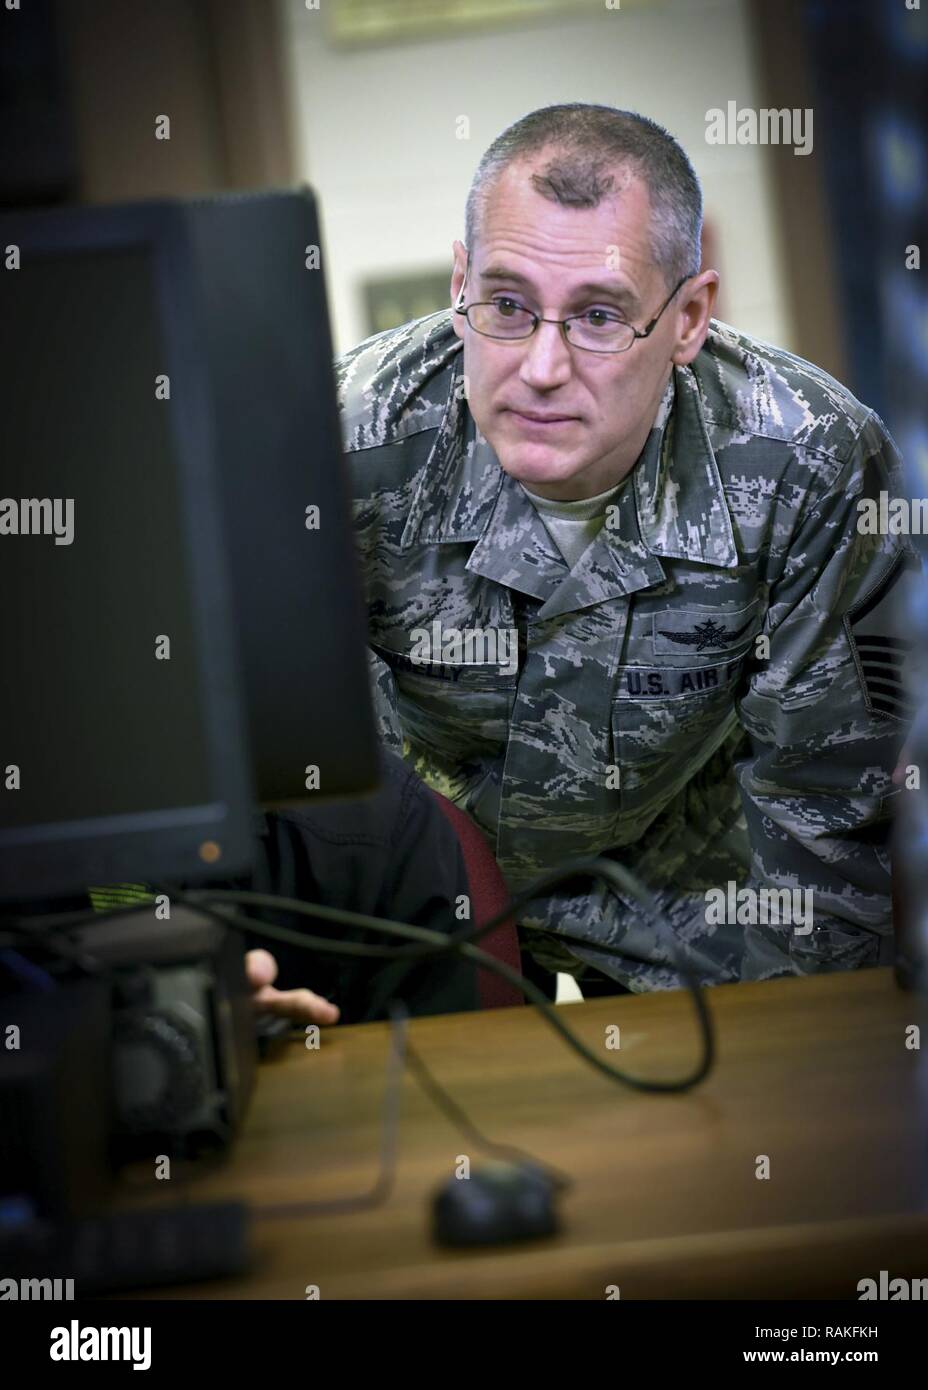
[278,0,793,356]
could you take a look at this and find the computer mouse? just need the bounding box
[432,1161,562,1246]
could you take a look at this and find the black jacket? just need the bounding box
[228,751,478,1022]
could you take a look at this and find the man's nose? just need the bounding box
[518,319,573,391]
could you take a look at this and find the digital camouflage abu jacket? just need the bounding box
[335,310,913,990]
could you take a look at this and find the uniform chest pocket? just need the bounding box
[611,659,742,816]
[370,641,517,757]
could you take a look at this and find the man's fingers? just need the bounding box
[245,948,279,989]
[252,982,340,1026]
[246,949,340,1024]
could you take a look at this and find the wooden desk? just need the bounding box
[139,968,928,1299]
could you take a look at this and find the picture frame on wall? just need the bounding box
[363,268,453,336]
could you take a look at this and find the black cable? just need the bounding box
[185,855,715,1076]
[2,860,713,1222]
[2,860,714,1089]
[253,1001,572,1222]
[400,1032,572,1190]
[2,857,640,955]
[161,884,708,1220]
[253,1000,410,1221]
[3,855,695,990]
[162,878,714,1093]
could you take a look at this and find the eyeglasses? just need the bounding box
[454,274,690,354]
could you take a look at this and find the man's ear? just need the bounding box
[451,239,468,304]
[671,270,719,367]
[451,239,469,341]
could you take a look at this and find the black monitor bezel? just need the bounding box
[0,198,257,900]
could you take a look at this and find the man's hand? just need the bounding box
[245,948,340,1025]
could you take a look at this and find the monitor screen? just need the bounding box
[0,189,379,902]
[1,246,213,828]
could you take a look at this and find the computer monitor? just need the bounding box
[0,188,378,902]
[179,189,379,806]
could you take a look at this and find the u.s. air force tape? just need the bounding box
[844,551,917,721]
[613,657,744,699]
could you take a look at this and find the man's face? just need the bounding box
[451,159,710,501]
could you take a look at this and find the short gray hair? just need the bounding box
[464,104,703,289]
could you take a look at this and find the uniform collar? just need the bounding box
[633,364,739,568]
[399,352,739,610]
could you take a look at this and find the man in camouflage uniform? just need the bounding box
[335,104,913,993]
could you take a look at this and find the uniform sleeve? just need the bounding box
[367,646,405,754]
[731,409,914,977]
